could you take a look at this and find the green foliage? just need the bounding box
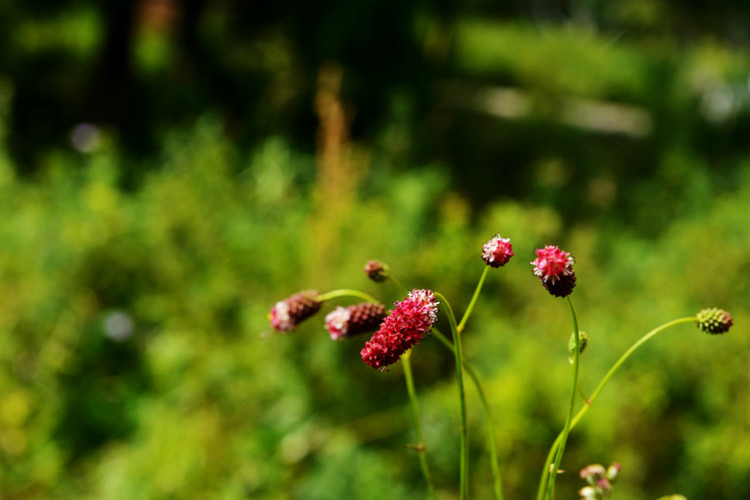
[0,117,746,499]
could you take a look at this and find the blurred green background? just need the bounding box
[0,1,748,499]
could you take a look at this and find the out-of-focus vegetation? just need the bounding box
[0,1,748,499]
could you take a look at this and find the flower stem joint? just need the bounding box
[696,308,733,334]
[269,290,322,332]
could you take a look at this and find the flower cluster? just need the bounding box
[268,290,322,332]
[482,234,514,268]
[579,463,620,499]
[361,289,439,370]
[531,245,576,297]
[325,303,387,340]
[697,308,733,334]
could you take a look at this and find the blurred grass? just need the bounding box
[0,115,746,500]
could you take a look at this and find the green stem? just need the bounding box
[317,289,379,303]
[402,349,437,500]
[457,267,490,332]
[434,292,469,500]
[536,316,697,499]
[434,329,504,500]
[542,296,581,500]
[388,275,409,294]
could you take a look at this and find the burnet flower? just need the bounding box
[325,303,387,340]
[531,245,576,297]
[361,289,439,370]
[482,234,514,268]
[269,290,322,332]
[696,308,733,334]
[364,260,390,282]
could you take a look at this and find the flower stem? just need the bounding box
[401,349,437,500]
[536,316,698,499]
[457,267,490,332]
[388,275,409,294]
[540,296,581,500]
[434,329,504,500]
[434,292,469,500]
[317,289,379,303]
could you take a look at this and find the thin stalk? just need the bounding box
[388,275,409,294]
[537,296,580,500]
[457,267,490,332]
[537,316,697,498]
[434,329,504,500]
[317,289,379,303]
[434,292,469,500]
[402,349,437,500]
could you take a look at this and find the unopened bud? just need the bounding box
[364,260,390,282]
[606,462,621,482]
[568,331,589,363]
[697,308,733,334]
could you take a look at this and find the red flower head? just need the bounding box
[269,290,321,332]
[361,289,439,370]
[482,234,514,268]
[531,245,576,297]
[325,303,387,340]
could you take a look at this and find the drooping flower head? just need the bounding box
[482,234,514,268]
[364,260,390,282]
[269,290,322,332]
[361,289,439,370]
[531,245,576,297]
[325,303,387,340]
[697,308,733,334]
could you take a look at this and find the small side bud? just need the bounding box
[696,308,733,334]
[579,486,598,500]
[364,260,390,282]
[568,331,589,363]
[606,462,621,482]
[580,464,606,485]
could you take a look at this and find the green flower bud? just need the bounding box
[696,308,733,334]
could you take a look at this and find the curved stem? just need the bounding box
[434,292,469,500]
[402,349,437,500]
[434,329,504,500]
[536,316,697,499]
[388,275,408,294]
[318,289,379,303]
[458,267,490,332]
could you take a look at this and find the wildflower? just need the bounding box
[578,462,620,499]
[531,245,576,297]
[697,308,733,334]
[325,303,387,340]
[361,289,439,370]
[269,290,322,332]
[482,234,514,268]
[364,260,390,282]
